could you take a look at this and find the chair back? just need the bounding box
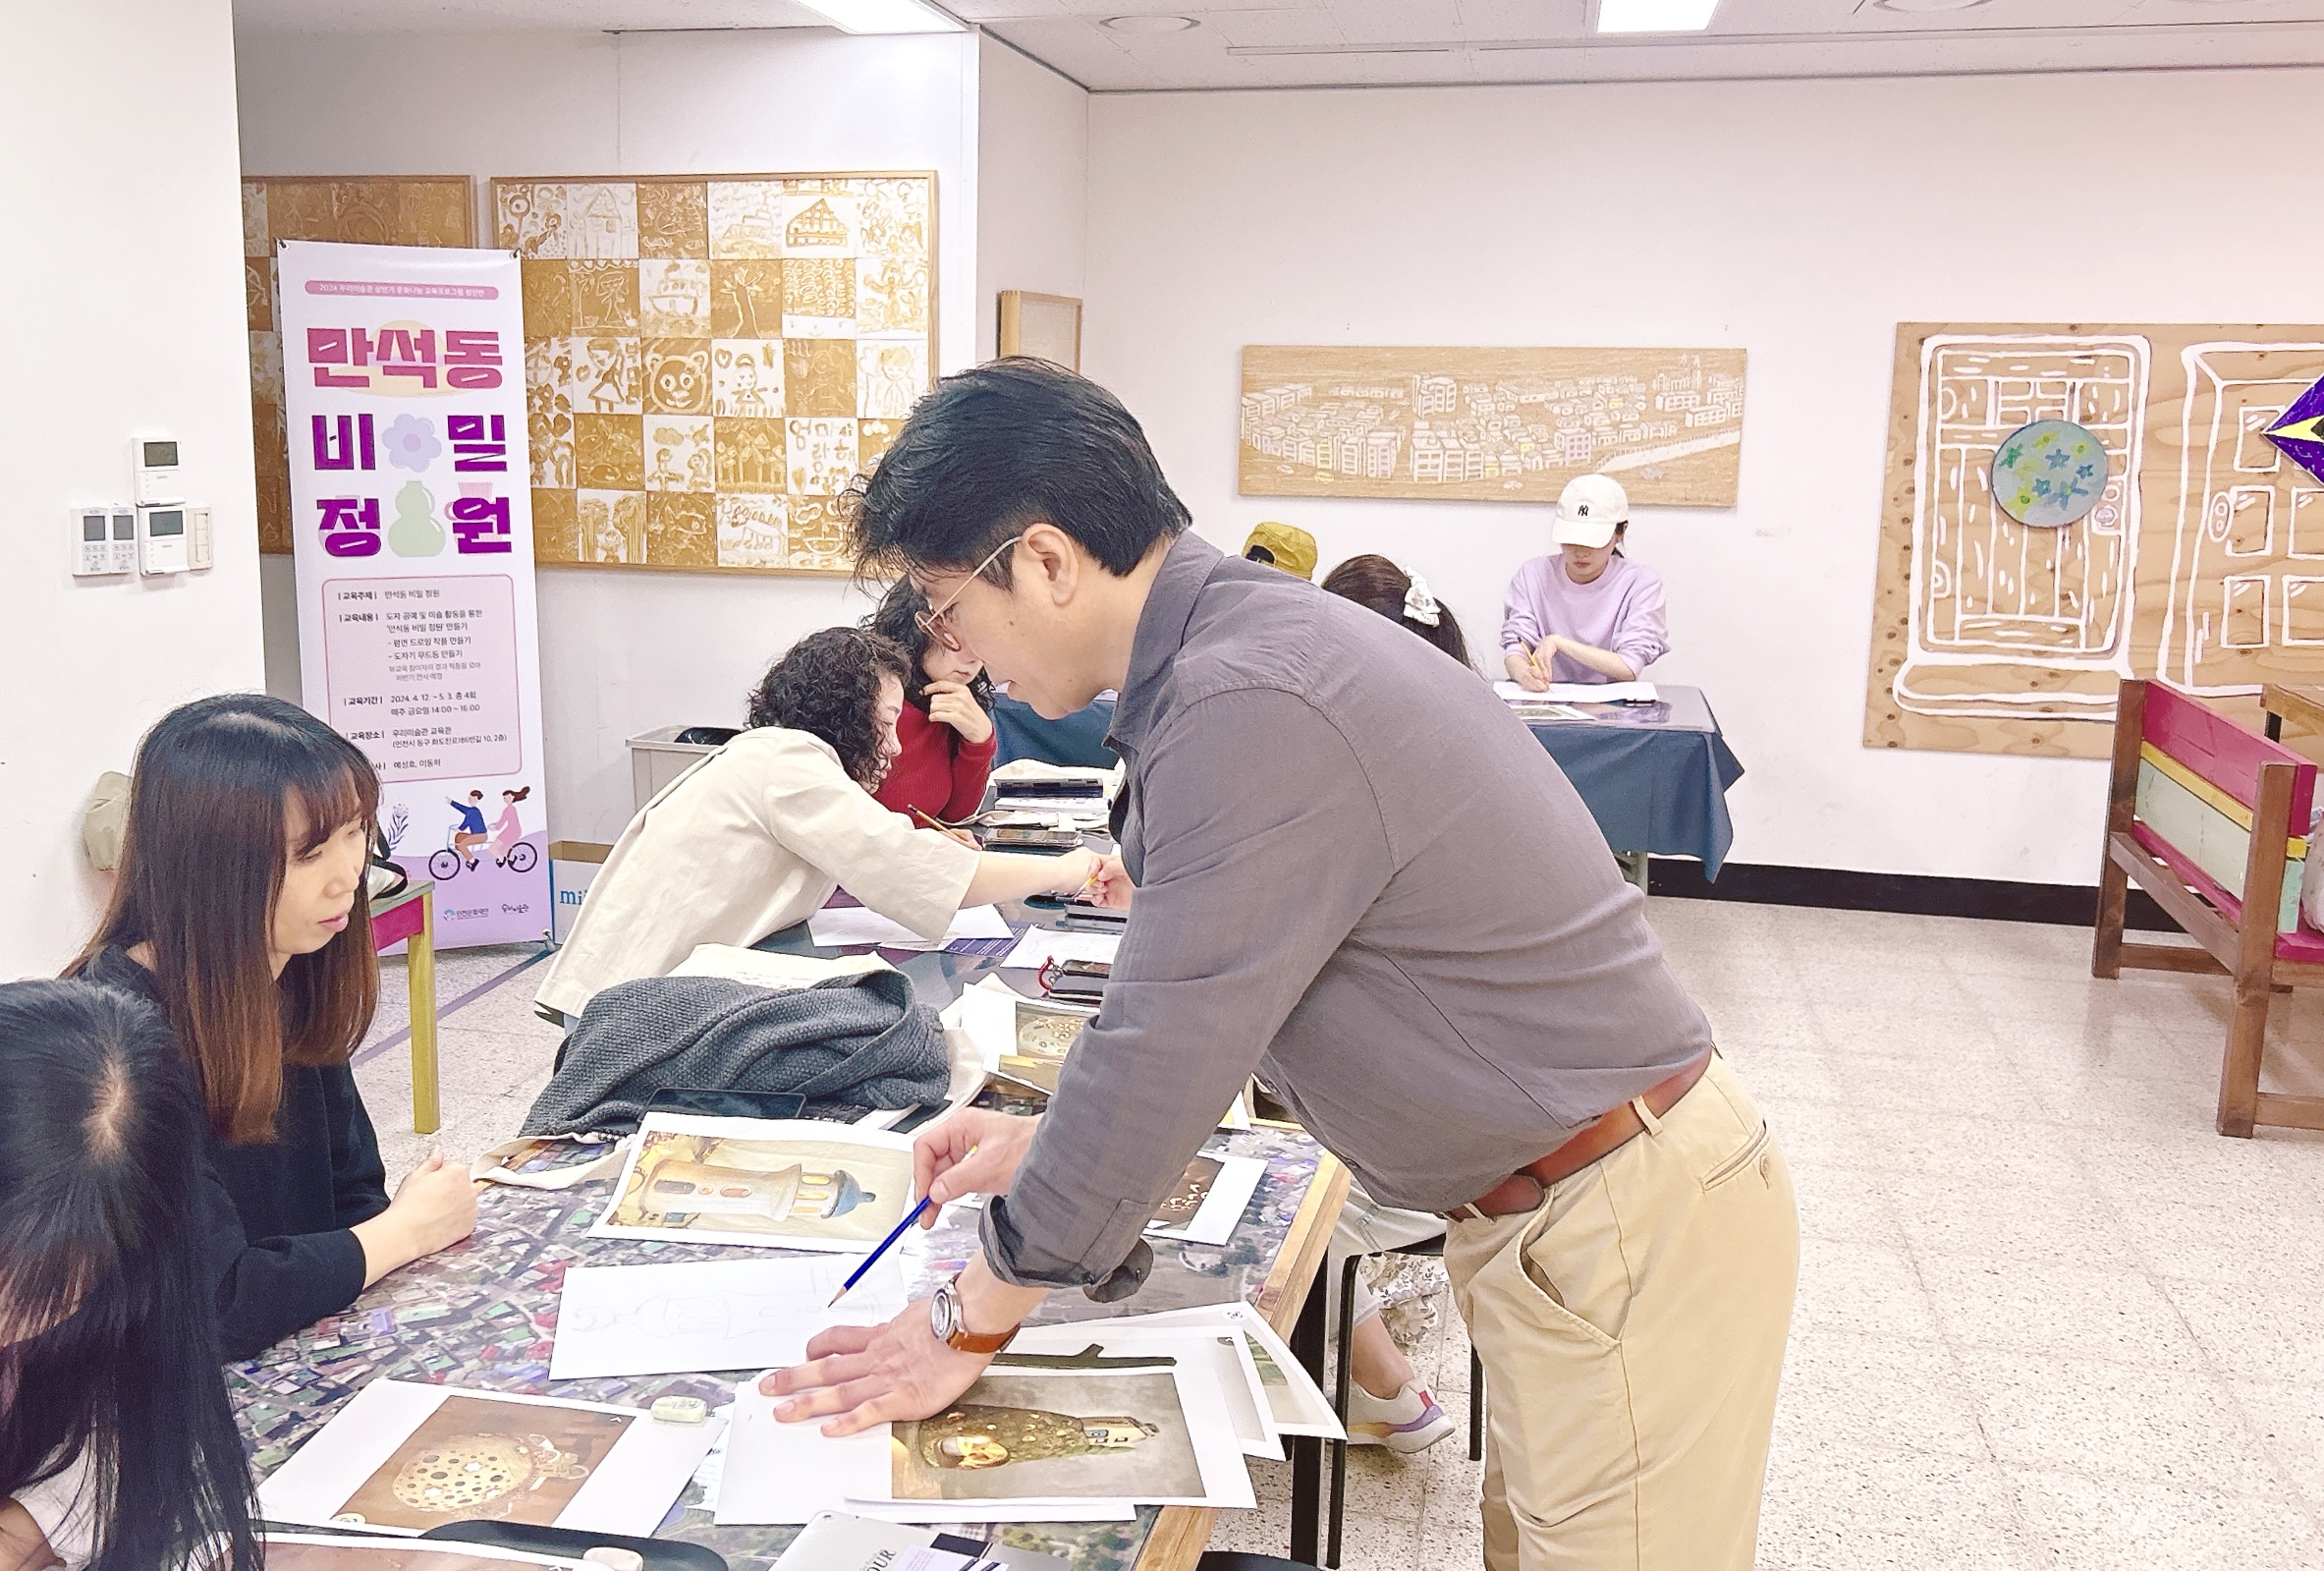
[2131,681,2314,933]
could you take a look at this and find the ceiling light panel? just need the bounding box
[1596,0,1720,31]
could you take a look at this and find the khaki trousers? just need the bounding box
[1444,1054,1798,1571]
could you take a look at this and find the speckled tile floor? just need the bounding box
[358,900,2324,1570]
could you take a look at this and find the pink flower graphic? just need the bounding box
[383,414,441,473]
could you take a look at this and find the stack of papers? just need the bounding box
[807,904,1014,952]
[716,1318,1274,1526]
[1493,679,1659,704]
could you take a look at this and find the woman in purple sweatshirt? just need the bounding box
[1500,473,1670,689]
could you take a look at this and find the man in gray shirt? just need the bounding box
[763,362,1798,1571]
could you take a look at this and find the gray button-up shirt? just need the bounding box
[980,532,1714,1291]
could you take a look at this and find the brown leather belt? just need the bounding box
[1442,1049,1714,1222]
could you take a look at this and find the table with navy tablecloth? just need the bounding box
[1522,685,1743,878]
[993,686,1743,878]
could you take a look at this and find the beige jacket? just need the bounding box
[535,727,978,1019]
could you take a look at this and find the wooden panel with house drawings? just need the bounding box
[490,173,935,575]
[1239,344,1746,508]
[243,178,476,554]
[1864,322,2324,757]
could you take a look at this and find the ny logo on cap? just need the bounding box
[1577,503,1590,515]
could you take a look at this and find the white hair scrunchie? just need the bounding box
[1402,572,1442,628]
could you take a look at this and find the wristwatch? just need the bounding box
[929,1274,1021,1355]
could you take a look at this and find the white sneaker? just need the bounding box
[1347,1380,1457,1454]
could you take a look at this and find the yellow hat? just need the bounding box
[1243,522,1317,581]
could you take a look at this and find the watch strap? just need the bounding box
[945,1321,1020,1355]
[935,1276,1021,1355]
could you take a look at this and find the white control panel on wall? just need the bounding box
[71,506,138,577]
[77,436,211,582]
[132,436,184,505]
[73,507,124,576]
[138,505,190,575]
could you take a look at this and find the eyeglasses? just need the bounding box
[913,534,1023,653]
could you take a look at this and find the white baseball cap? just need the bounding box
[1551,474,1630,548]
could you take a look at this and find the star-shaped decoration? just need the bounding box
[2266,372,2324,486]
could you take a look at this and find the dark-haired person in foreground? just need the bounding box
[1,981,260,1571]
[535,627,1106,1022]
[761,361,1798,1571]
[69,694,476,1363]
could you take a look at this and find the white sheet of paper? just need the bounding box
[588,1114,919,1255]
[714,1386,1133,1528]
[808,905,1012,950]
[1146,1152,1267,1247]
[255,1379,722,1537]
[839,1500,1135,1525]
[1493,679,1658,704]
[1131,1303,1346,1439]
[1008,1323,1281,1461]
[716,1379,889,1526]
[1000,928,1122,970]
[549,1256,908,1379]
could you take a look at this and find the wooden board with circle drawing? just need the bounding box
[489,173,936,575]
[244,178,476,554]
[1864,322,2324,757]
[1239,344,1745,507]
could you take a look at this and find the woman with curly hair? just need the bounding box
[536,628,1106,1021]
[865,580,997,825]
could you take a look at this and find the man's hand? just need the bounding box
[1084,852,1134,909]
[924,681,995,747]
[913,1108,1041,1225]
[757,1303,993,1435]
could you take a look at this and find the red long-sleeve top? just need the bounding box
[874,701,998,824]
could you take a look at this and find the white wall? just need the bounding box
[1083,69,2324,884]
[235,27,979,841]
[974,35,1088,360]
[1,0,267,977]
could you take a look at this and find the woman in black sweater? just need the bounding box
[68,694,475,1361]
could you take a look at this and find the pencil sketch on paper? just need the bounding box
[1864,323,2324,757]
[1239,345,1746,508]
[548,1256,909,1379]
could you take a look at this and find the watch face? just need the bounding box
[930,1284,959,1343]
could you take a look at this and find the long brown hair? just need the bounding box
[70,695,380,1143]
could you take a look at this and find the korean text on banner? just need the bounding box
[280,241,550,949]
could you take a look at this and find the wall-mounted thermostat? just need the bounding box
[132,437,184,505]
[111,507,138,573]
[72,507,138,577]
[138,504,190,575]
[74,508,119,576]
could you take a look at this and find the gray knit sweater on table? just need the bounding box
[521,969,951,1136]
